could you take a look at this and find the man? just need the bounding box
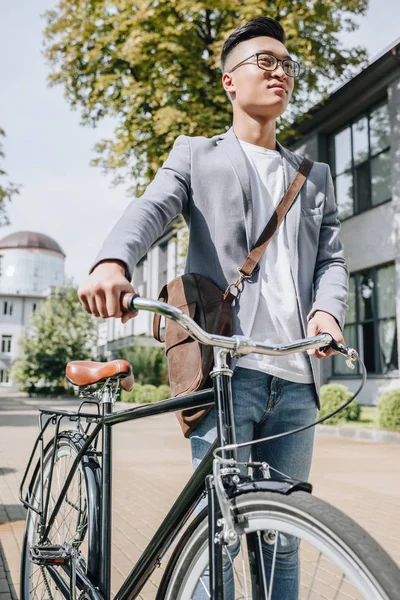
[79,16,348,599]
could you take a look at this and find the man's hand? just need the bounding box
[306,310,344,359]
[78,260,138,323]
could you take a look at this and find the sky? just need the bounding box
[1,0,399,287]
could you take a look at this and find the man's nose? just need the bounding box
[272,61,286,78]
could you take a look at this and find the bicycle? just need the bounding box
[19,294,400,599]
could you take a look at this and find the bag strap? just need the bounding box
[153,284,168,341]
[224,156,313,302]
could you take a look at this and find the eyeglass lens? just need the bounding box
[257,53,299,77]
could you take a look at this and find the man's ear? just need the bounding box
[222,72,235,95]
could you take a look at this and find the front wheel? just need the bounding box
[159,491,400,599]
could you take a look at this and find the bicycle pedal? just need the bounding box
[30,544,71,565]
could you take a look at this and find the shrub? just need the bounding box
[136,384,157,404]
[154,384,171,402]
[318,384,360,425]
[120,383,142,403]
[378,389,400,431]
[119,346,168,386]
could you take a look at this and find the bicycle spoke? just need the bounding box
[198,575,211,598]
[256,531,269,599]
[267,532,278,600]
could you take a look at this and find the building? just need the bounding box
[97,40,400,404]
[289,39,400,403]
[0,231,65,392]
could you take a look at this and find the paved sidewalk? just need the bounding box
[1,396,400,599]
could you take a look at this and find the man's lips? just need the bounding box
[268,83,287,93]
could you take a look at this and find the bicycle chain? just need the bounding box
[40,565,54,599]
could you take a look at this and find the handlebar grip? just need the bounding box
[121,292,140,313]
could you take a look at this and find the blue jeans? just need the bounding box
[190,367,318,600]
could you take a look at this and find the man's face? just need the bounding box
[222,36,295,120]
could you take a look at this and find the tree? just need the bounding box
[0,128,20,226]
[44,0,368,194]
[13,287,99,387]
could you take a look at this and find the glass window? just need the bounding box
[335,172,354,219]
[359,272,375,322]
[370,103,390,155]
[334,127,352,175]
[3,301,13,316]
[352,117,369,165]
[334,263,398,376]
[354,161,370,213]
[1,335,12,353]
[329,100,391,218]
[376,264,396,319]
[0,369,10,384]
[378,319,398,374]
[371,151,391,206]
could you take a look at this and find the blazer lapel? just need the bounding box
[217,128,252,253]
[276,141,303,284]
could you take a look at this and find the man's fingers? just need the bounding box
[105,286,123,318]
[87,295,101,318]
[96,289,109,318]
[79,292,91,314]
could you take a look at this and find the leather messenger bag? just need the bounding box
[153,157,313,437]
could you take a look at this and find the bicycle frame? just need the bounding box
[21,347,311,600]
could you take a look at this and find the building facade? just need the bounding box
[290,40,400,404]
[97,41,400,405]
[0,231,66,392]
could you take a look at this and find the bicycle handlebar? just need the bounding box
[121,293,358,363]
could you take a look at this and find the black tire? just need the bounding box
[159,491,400,599]
[20,431,101,600]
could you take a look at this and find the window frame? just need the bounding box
[0,369,10,384]
[333,262,398,377]
[328,99,392,221]
[1,335,12,354]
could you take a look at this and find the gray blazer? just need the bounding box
[95,127,349,395]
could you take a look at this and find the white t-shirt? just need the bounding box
[236,140,313,384]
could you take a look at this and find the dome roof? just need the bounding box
[0,231,65,257]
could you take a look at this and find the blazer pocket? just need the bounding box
[301,207,323,217]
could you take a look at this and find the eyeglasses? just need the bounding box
[229,52,301,78]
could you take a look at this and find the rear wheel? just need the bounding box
[20,432,101,599]
[160,491,400,599]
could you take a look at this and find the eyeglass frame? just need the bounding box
[228,52,301,78]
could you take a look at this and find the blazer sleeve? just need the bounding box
[307,165,349,330]
[91,135,191,279]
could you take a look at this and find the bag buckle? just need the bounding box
[223,269,252,301]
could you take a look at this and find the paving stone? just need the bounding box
[1,396,399,599]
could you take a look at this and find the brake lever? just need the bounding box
[319,337,358,370]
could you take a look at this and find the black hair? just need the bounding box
[221,17,286,71]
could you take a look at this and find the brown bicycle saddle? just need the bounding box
[66,360,134,391]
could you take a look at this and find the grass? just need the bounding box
[320,406,382,430]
